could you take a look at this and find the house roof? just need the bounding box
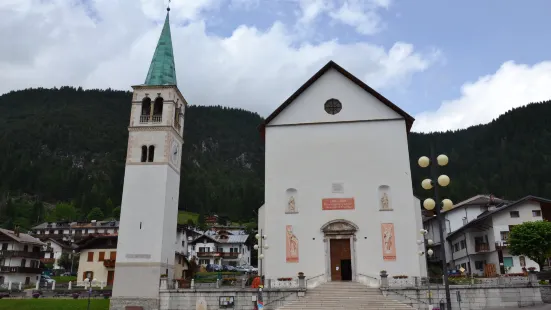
[46,238,72,249]
[0,228,45,246]
[446,195,551,240]
[76,235,118,250]
[423,194,509,222]
[258,60,415,136]
[190,233,249,244]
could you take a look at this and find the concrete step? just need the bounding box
[275,281,413,310]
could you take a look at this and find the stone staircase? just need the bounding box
[276,281,413,310]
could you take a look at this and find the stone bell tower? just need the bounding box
[110,7,186,310]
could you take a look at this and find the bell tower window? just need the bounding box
[141,146,148,162]
[148,145,155,162]
[140,97,152,123]
[152,97,163,123]
[140,145,155,163]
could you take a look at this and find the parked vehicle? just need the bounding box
[223,265,236,272]
[206,264,223,272]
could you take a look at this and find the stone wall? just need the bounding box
[541,285,551,304]
[159,288,302,310]
[384,285,545,309]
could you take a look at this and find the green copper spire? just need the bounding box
[144,9,177,86]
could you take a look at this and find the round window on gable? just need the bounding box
[324,99,342,115]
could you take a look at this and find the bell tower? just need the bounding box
[111,7,186,310]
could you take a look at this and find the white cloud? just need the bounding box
[296,0,390,36]
[0,0,437,117]
[413,61,551,133]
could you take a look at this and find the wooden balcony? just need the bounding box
[40,258,56,264]
[475,243,490,252]
[103,259,116,268]
[0,250,41,259]
[197,252,239,258]
[0,266,42,274]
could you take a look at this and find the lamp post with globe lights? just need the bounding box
[254,231,269,283]
[418,147,453,309]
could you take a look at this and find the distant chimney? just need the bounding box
[14,226,20,237]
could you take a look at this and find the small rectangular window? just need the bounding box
[87,252,94,262]
[510,211,520,218]
[532,210,541,217]
[503,257,514,267]
[98,252,105,262]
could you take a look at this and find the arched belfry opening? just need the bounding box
[321,219,358,282]
[152,97,163,122]
[141,145,148,162]
[141,97,152,122]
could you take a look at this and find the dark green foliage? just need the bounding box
[0,87,263,228]
[87,207,104,221]
[508,221,551,268]
[0,87,550,229]
[112,207,121,220]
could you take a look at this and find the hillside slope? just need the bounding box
[0,87,549,228]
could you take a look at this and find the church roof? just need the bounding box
[258,60,415,135]
[144,10,177,86]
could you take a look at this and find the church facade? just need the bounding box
[258,61,427,283]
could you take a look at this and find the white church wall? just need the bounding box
[264,118,420,279]
[413,196,428,277]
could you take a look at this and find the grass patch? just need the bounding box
[177,211,199,225]
[51,276,77,283]
[0,299,110,310]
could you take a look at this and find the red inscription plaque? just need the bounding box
[322,198,355,210]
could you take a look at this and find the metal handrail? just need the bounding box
[357,273,379,281]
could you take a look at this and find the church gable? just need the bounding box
[260,61,414,132]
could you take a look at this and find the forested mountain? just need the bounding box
[0,87,550,230]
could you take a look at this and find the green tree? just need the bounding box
[54,203,77,221]
[197,213,207,231]
[112,206,121,220]
[508,221,551,269]
[58,252,79,272]
[87,207,104,221]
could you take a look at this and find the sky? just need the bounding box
[2,0,551,132]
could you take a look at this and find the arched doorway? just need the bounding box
[321,219,358,282]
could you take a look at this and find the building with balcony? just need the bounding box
[41,239,73,270]
[0,228,45,286]
[188,229,250,267]
[422,195,509,269]
[32,220,119,242]
[76,227,191,285]
[76,235,118,286]
[428,195,551,276]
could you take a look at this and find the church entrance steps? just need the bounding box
[275,281,413,310]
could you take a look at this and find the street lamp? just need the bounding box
[419,147,453,310]
[254,232,268,283]
[83,277,97,310]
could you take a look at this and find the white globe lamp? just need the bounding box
[437,154,449,166]
[421,179,433,190]
[438,175,451,187]
[423,198,436,210]
[418,156,430,168]
[442,199,453,211]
